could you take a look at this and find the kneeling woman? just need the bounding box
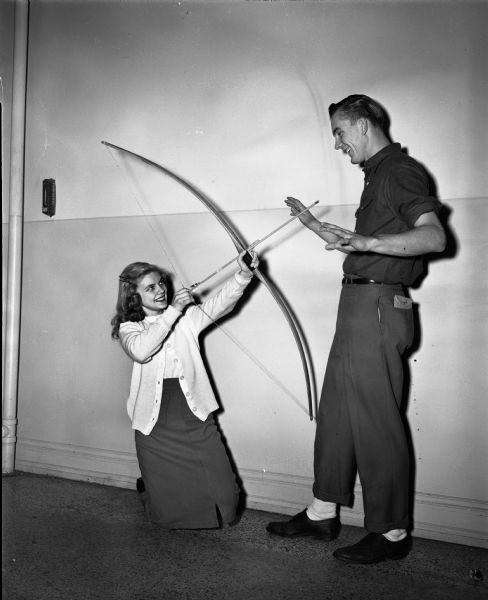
[111,250,258,529]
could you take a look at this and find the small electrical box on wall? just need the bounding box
[42,178,56,217]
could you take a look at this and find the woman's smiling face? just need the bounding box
[136,271,168,316]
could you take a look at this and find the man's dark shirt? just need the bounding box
[343,143,441,286]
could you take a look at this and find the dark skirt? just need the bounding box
[135,378,239,529]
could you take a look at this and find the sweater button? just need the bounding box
[192,407,197,412]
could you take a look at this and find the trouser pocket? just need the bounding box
[377,292,414,352]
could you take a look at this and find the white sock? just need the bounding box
[382,528,407,542]
[306,497,337,521]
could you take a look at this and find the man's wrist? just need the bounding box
[307,219,322,233]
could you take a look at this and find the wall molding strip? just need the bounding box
[15,437,487,549]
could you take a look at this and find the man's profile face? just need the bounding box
[330,112,367,165]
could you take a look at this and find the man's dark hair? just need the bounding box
[328,94,391,136]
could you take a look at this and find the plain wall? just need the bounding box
[2,0,487,547]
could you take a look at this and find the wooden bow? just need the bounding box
[102,140,316,420]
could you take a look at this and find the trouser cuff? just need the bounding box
[312,484,354,507]
[364,517,410,533]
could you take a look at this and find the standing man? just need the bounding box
[266,95,446,564]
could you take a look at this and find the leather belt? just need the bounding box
[342,277,384,285]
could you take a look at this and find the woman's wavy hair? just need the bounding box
[110,262,172,339]
[328,94,391,139]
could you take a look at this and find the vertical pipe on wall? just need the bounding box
[2,0,29,475]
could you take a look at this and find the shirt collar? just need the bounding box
[362,142,402,176]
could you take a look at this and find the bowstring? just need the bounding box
[187,302,309,417]
[105,145,187,288]
[104,145,310,417]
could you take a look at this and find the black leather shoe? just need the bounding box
[266,510,340,540]
[333,532,411,564]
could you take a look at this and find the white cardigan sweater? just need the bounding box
[119,272,252,435]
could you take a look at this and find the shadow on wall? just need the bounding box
[400,194,456,534]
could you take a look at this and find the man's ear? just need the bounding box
[358,118,368,135]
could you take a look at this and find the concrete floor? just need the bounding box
[2,473,487,600]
